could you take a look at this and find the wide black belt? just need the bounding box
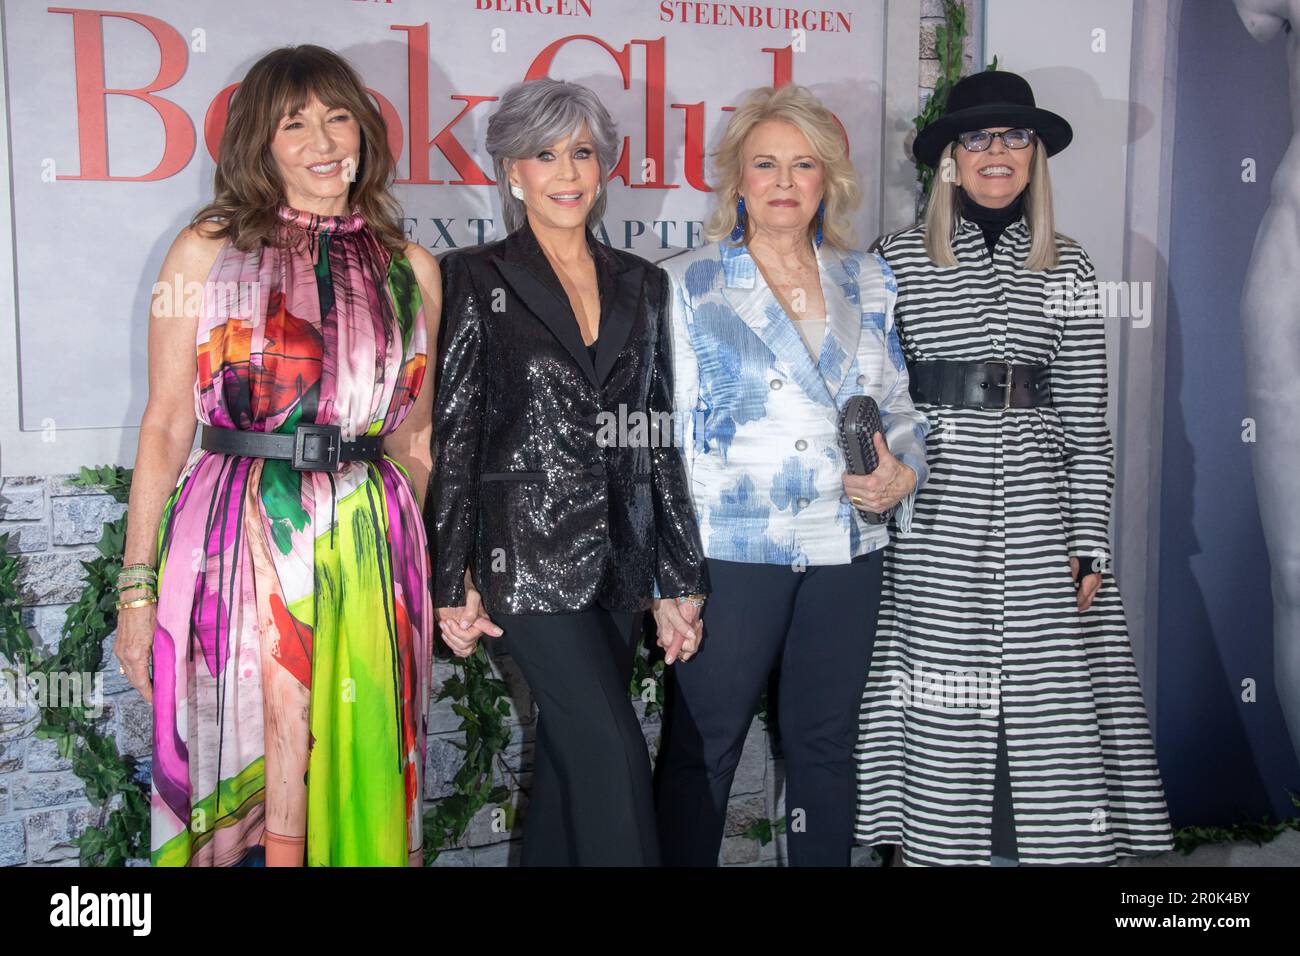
[201,423,383,471]
[907,359,1053,410]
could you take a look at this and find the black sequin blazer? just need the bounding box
[426,219,709,614]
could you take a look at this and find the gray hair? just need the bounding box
[485,78,620,233]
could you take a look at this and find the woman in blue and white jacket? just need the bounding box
[653,84,930,866]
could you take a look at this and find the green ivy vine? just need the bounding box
[421,646,516,862]
[914,0,999,201]
[1173,792,1300,856]
[0,465,146,866]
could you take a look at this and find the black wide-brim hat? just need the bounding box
[913,70,1073,169]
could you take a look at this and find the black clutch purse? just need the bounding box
[837,395,892,525]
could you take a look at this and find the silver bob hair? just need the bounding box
[485,78,620,233]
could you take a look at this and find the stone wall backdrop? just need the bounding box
[921,0,981,98]
[0,476,146,866]
[0,0,981,868]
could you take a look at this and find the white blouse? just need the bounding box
[793,316,827,358]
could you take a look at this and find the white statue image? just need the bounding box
[1235,0,1300,767]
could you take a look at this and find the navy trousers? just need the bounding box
[655,554,884,866]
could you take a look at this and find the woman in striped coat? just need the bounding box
[854,71,1174,866]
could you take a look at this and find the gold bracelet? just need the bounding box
[115,596,158,611]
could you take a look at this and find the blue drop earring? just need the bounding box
[730,196,747,242]
[814,199,825,248]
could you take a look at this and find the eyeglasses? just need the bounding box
[956,128,1035,151]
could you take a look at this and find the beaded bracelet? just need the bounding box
[116,585,158,601]
[116,564,158,594]
[115,573,156,584]
[115,580,157,595]
[115,575,156,587]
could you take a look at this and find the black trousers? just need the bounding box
[655,554,884,866]
[496,607,659,866]
[991,708,1019,861]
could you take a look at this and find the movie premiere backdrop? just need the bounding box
[2,0,897,444]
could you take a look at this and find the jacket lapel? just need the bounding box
[591,238,643,386]
[491,220,640,390]
[716,241,836,414]
[492,220,598,388]
[814,246,862,402]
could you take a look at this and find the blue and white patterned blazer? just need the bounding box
[661,239,930,566]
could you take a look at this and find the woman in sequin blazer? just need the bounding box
[425,79,708,866]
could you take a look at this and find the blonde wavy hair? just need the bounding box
[704,84,859,250]
[922,139,1064,270]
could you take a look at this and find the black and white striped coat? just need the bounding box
[853,214,1174,865]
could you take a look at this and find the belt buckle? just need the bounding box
[993,360,1014,410]
[292,423,342,472]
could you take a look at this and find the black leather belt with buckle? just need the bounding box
[200,423,384,471]
[907,359,1053,410]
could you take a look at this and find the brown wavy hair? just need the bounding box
[190,45,405,256]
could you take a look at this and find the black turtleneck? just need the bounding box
[959,189,1025,255]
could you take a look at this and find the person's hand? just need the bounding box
[1070,557,1102,612]
[676,594,705,662]
[112,600,155,704]
[437,572,502,658]
[843,432,917,514]
[653,595,705,664]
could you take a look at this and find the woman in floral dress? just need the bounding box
[112,45,440,867]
